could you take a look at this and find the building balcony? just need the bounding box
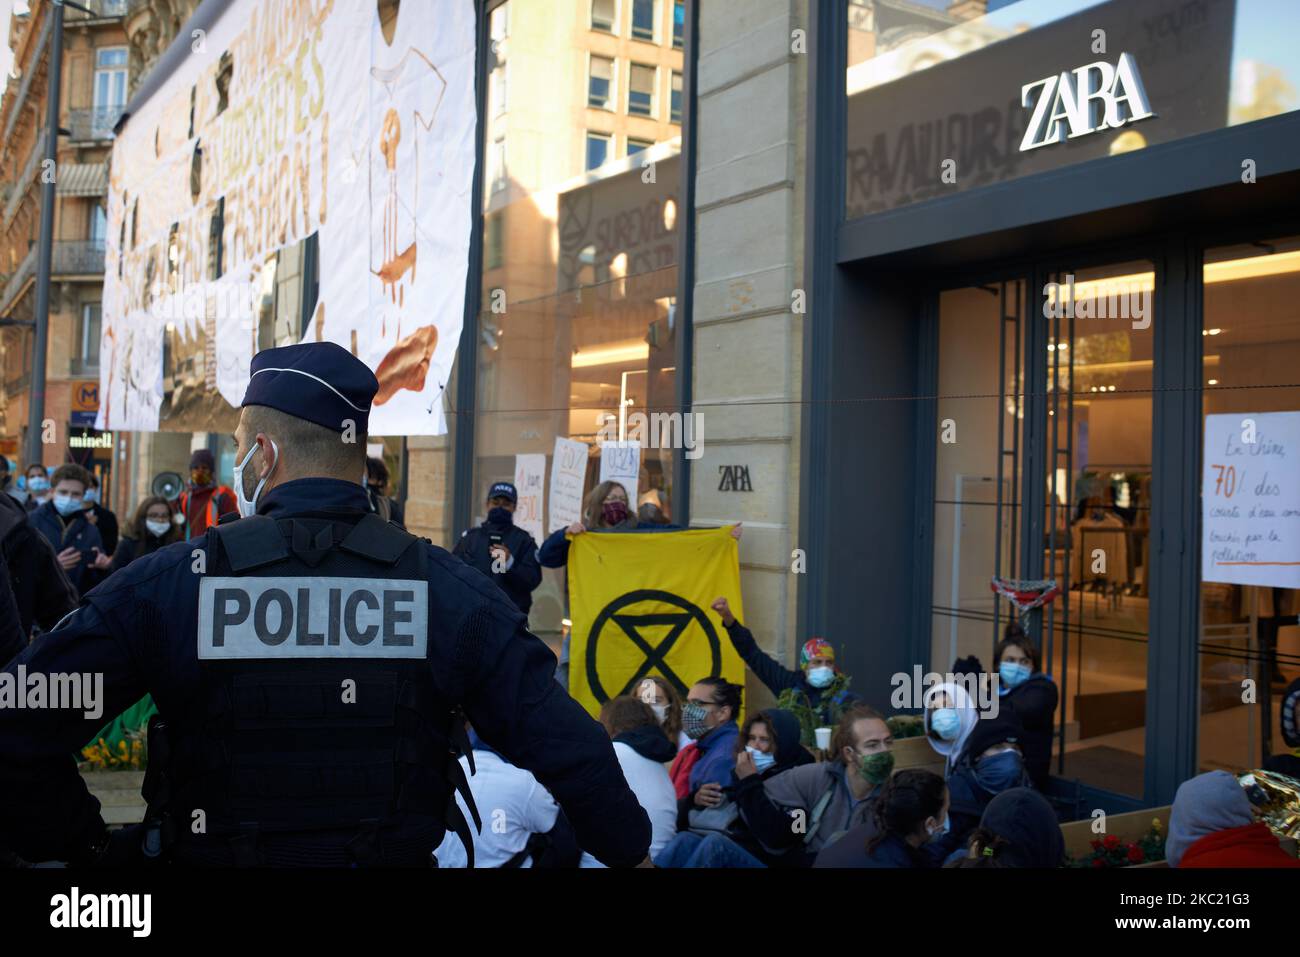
[67,0,129,21]
[53,240,106,277]
[66,106,124,142]
[0,241,104,313]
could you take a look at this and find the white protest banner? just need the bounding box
[549,437,589,533]
[513,454,546,545]
[1202,411,1300,588]
[99,0,476,436]
[598,441,640,511]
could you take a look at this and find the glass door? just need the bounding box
[1040,259,1156,799]
[1197,236,1300,774]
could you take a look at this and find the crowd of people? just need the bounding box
[2,452,1299,869]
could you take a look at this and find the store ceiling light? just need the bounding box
[1064,249,1300,302]
[571,339,650,368]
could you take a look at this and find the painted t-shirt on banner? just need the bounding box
[549,437,589,534]
[98,0,477,436]
[1202,411,1300,589]
[598,441,639,510]
[513,454,546,545]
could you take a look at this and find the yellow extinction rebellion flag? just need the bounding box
[567,526,746,719]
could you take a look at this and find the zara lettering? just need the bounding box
[1019,52,1154,152]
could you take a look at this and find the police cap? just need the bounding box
[242,342,379,433]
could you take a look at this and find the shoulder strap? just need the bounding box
[211,514,290,572]
[339,512,417,566]
[803,776,838,846]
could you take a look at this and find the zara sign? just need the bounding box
[1019,52,1154,152]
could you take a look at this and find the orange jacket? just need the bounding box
[178,485,237,538]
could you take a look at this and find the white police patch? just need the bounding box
[197,577,428,659]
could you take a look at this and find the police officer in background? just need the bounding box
[452,482,542,616]
[0,341,651,868]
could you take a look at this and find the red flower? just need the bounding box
[1103,834,1121,849]
[1091,858,1105,868]
[1089,840,1102,850]
[1127,845,1145,863]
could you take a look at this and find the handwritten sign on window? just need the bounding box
[1202,411,1300,588]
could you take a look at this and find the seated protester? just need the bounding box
[1262,677,1300,780]
[741,704,894,867]
[434,727,579,868]
[923,680,980,777]
[928,710,1032,865]
[710,597,859,741]
[858,770,948,868]
[1167,770,1300,868]
[29,464,103,597]
[452,482,542,616]
[668,678,741,808]
[945,787,1065,868]
[635,676,685,754]
[581,697,678,867]
[953,621,1059,790]
[656,708,814,868]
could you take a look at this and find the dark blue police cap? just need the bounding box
[241,342,378,433]
[488,481,517,503]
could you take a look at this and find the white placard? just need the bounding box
[513,454,546,545]
[549,437,589,533]
[598,441,640,512]
[1202,411,1300,588]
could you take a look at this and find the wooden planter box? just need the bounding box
[80,770,147,828]
[891,736,947,778]
[1060,804,1171,865]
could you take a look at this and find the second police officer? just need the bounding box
[452,481,543,616]
[0,342,652,868]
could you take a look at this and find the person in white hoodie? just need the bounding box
[923,681,981,777]
[434,728,578,868]
[580,696,679,867]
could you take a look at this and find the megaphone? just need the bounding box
[152,471,184,501]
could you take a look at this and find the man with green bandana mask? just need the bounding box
[732,703,895,866]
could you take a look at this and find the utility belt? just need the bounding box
[130,708,482,867]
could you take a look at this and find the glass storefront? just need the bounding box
[471,0,686,639]
[1198,237,1300,774]
[844,0,1300,219]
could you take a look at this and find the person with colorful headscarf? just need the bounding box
[710,596,860,739]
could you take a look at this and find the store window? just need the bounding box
[628,63,655,117]
[933,259,1158,800]
[1198,237,1300,774]
[589,55,614,109]
[844,0,1300,219]
[473,0,686,640]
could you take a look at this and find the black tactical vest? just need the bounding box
[152,513,480,867]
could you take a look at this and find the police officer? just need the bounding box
[452,482,542,616]
[0,342,651,868]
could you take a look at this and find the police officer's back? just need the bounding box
[452,482,542,616]
[0,342,651,868]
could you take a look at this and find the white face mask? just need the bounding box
[649,703,668,724]
[145,519,172,538]
[233,439,279,518]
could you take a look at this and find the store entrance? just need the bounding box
[932,255,1160,802]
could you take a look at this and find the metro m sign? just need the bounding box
[1019,52,1154,152]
